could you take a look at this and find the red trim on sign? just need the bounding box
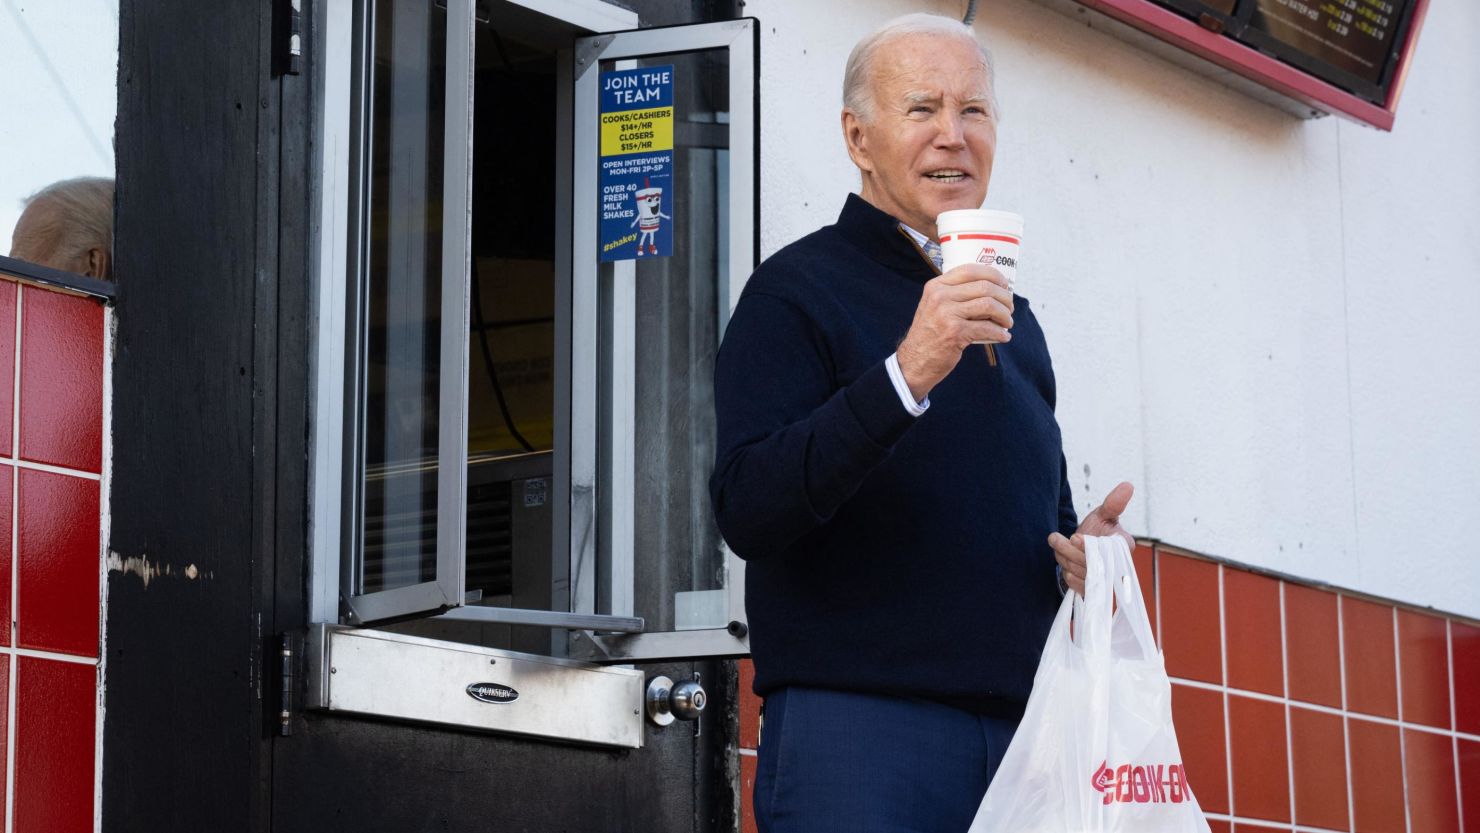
[939,233,1019,244]
[1081,0,1412,131]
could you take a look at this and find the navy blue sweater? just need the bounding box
[710,194,1079,715]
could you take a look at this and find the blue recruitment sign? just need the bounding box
[598,65,675,261]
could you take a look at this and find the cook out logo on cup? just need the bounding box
[936,208,1023,292]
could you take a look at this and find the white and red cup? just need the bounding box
[936,208,1023,292]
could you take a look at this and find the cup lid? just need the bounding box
[936,208,1023,239]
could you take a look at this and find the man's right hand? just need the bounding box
[896,264,1014,401]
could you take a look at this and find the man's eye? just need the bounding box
[908,105,933,115]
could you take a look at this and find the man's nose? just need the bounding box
[933,112,966,149]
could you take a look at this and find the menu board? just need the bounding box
[1247,0,1406,85]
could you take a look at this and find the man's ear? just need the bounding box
[85,247,112,280]
[841,109,873,175]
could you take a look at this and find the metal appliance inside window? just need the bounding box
[336,1,754,662]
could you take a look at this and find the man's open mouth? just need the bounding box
[925,169,968,183]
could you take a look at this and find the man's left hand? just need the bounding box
[1048,481,1136,598]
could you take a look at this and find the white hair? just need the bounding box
[13,177,114,268]
[843,13,999,122]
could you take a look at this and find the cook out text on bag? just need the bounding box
[968,535,1213,833]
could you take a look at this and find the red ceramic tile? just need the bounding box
[1404,728,1459,833]
[1288,706,1349,830]
[1207,820,1231,833]
[1284,583,1343,709]
[1159,552,1222,685]
[1454,620,1480,737]
[0,659,7,831]
[1348,717,1405,833]
[19,286,103,474]
[1171,683,1229,814]
[0,280,16,455]
[1232,825,1291,832]
[1343,596,1399,719]
[0,465,10,647]
[15,657,95,833]
[1459,738,1480,833]
[1398,610,1451,729]
[1224,569,1283,697]
[1227,694,1290,823]
[1133,544,1156,643]
[18,469,101,656]
[740,753,758,833]
[738,659,761,749]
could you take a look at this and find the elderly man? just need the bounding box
[8,177,114,280]
[710,13,1133,829]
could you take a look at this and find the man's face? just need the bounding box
[843,34,997,239]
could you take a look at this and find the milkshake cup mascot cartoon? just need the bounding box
[629,178,670,256]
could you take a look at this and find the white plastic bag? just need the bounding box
[968,535,1212,833]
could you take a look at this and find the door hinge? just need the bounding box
[279,0,303,76]
[278,632,296,736]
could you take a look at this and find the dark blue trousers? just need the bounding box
[753,687,1020,832]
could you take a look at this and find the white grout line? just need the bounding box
[1202,811,1350,833]
[1281,582,1297,827]
[1171,674,1480,740]
[6,285,21,833]
[4,457,100,482]
[1338,593,1355,833]
[1218,565,1234,818]
[737,748,757,758]
[1153,546,1162,649]
[1449,619,1463,833]
[95,304,112,833]
[1395,607,1412,833]
[2,647,98,666]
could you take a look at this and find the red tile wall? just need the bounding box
[1285,583,1343,709]
[1160,550,1223,685]
[1343,596,1400,720]
[1288,706,1349,830]
[732,539,1480,833]
[0,277,106,833]
[738,658,760,833]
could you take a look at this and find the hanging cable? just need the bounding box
[963,0,979,25]
[471,257,536,453]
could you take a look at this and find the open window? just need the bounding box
[312,1,756,664]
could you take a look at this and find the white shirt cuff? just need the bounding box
[885,352,929,417]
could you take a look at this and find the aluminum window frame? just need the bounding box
[310,6,754,660]
[312,0,475,626]
[570,18,757,662]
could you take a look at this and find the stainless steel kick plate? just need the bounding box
[306,624,645,748]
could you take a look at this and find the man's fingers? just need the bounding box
[938,263,1010,289]
[962,320,1012,345]
[1065,574,1085,598]
[1048,532,1087,580]
[1091,481,1135,523]
[958,297,1014,330]
[939,278,1015,311]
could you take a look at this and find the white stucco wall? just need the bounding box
[745,0,1480,617]
[0,0,118,252]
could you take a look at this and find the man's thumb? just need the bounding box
[1098,481,1134,519]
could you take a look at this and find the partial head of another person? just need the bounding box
[841,14,998,241]
[9,176,115,280]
